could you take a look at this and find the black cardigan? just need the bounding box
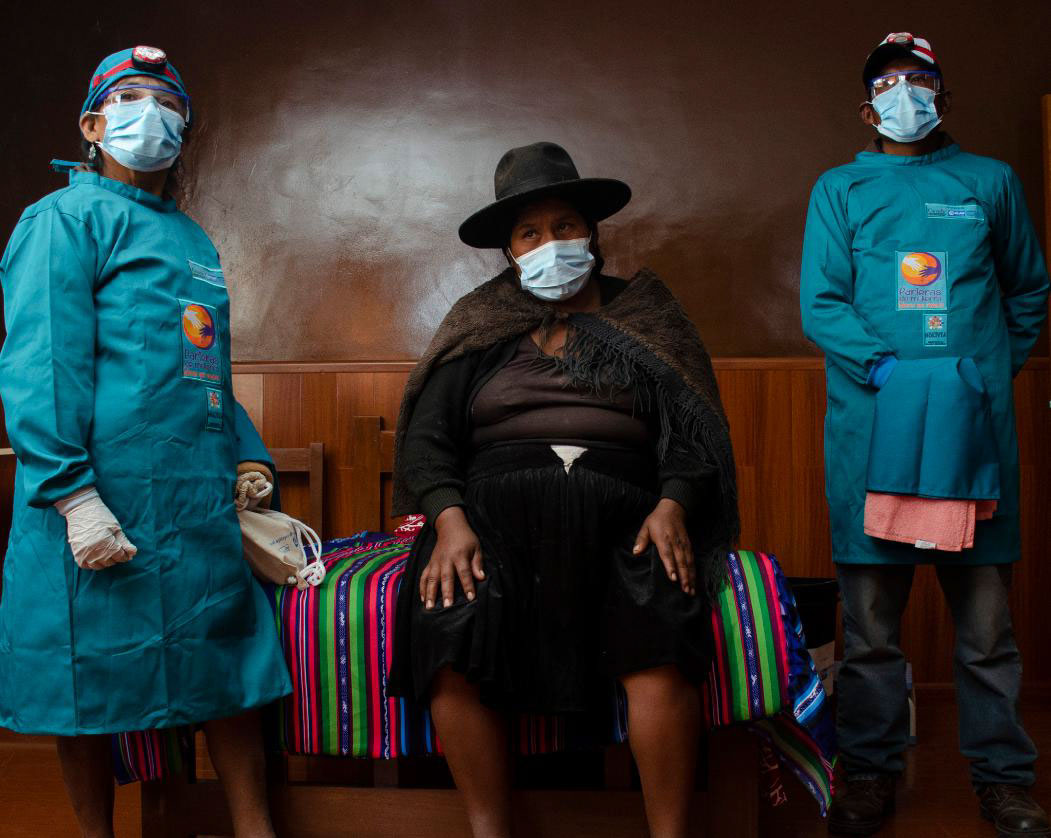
[400,281,715,523]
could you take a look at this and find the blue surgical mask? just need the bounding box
[512,237,595,302]
[96,96,186,172]
[869,82,941,143]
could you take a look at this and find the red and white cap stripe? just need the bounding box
[880,32,938,66]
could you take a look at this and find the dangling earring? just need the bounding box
[88,144,97,162]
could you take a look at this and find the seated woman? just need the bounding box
[390,141,739,838]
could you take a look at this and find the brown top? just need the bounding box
[470,334,650,449]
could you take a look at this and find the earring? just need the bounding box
[88,144,97,162]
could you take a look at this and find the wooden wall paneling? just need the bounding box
[351,417,383,532]
[375,371,411,428]
[261,375,305,447]
[788,370,833,578]
[261,374,307,524]
[374,372,411,533]
[335,372,377,467]
[301,375,339,536]
[232,373,264,429]
[1008,366,1050,682]
[755,368,799,567]
[326,372,375,538]
[715,370,760,550]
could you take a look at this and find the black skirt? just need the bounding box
[389,443,713,714]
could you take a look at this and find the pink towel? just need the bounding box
[864,493,997,552]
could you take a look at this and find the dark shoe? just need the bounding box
[828,774,896,836]
[978,784,1050,837]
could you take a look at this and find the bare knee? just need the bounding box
[430,666,479,702]
[620,664,696,707]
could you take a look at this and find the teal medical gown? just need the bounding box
[0,172,291,734]
[800,142,1049,566]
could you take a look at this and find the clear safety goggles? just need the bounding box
[94,84,190,119]
[868,70,942,97]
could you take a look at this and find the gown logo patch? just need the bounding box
[925,203,985,221]
[187,260,226,288]
[179,300,223,383]
[205,388,224,431]
[897,251,948,311]
[923,314,948,347]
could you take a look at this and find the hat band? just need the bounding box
[92,59,181,92]
[497,172,581,201]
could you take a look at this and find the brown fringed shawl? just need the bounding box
[392,267,739,596]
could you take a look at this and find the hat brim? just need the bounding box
[458,178,631,249]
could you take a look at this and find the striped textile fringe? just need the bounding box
[706,550,790,724]
[111,727,184,785]
[274,533,436,758]
[703,550,836,814]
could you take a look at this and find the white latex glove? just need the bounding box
[235,471,274,512]
[55,487,138,570]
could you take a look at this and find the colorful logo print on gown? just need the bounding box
[180,299,222,383]
[897,251,947,310]
[182,304,215,348]
[205,387,224,430]
[923,313,947,347]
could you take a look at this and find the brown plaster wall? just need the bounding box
[1,0,1048,361]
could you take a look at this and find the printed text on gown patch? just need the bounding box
[897,251,948,311]
[187,260,226,288]
[180,299,223,384]
[925,203,985,221]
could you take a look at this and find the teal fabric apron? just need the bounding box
[0,172,291,734]
[800,142,1049,565]
[867,356,1000,501]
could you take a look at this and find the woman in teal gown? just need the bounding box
[0,47,290,837]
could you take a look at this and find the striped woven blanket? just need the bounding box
[713,550,838,812]
[113,528,836,813]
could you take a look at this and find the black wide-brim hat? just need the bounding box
[458,141,631,249]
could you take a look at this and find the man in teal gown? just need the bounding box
[800,33,1049,837]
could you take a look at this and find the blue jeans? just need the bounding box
[836,563,1037,786]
